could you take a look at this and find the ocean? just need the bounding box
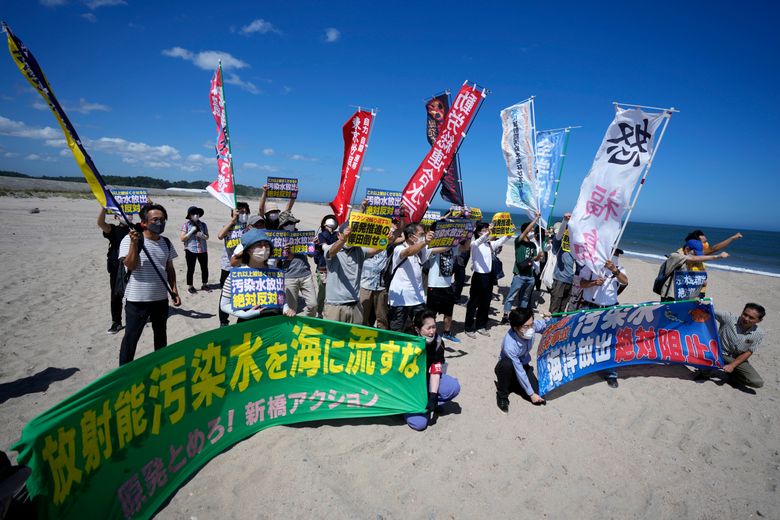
[444,210,780,277]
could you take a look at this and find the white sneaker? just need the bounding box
[476,328,491,337]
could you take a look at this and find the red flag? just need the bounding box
[330,110,374,223]
[402,83,485,222]
[206,65,236,209]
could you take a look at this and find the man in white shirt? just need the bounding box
[388,223,434,332]
[464,222,511,338]
[577,249,628,387]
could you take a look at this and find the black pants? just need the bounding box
[453,264,467,298]
[108,260,123,324]
[494,356,539,399]
[464,272,492,331]
[388,303,426,333]
[219,269,230,325]
[185,250,209,286]
[119,299,169,365]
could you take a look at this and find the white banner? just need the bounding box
[568,107,666,272]
[501,100,538,218]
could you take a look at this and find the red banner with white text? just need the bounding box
[330,110,374,224]
[207,66,237,209]
[402,83,485,222]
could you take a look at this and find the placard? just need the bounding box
[346,212,392,249]
[266,177,298,199]
[229,267,286,310]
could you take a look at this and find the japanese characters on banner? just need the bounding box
[330,110,374,224]
[450,205,482,221]
[265,231,288,259]
[537,300,722,396]
[420,210,442,228]
[429,220,475,248]
[425,93,464,205]
[106,189,148,215]
[535,129,568,228]
[346,212,392,249]
[11,316,427,520]
[207,65,237,209]
[402,83,487,222]
[365,188,402,218]
[674,271,708,300]
[266,177,298,199]
[286,230,316,255]
[490,212,515,238]
[501,100,538,218]
[568,108,667,273]
[223,223,245,258]
[229,267,286,311]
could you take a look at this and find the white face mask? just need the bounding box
[324,219,337,230]
[238,214,248,225]
[190,214,200,222]
[425,335,436,345]
[251,246,270,262]
[522,328,535,340]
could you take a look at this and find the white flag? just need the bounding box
[501,100,538,218]
[568,107,667,272]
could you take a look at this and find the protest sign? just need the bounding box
[330,110,374,223]
[365,188,402,218]
[420,210,442,228]
[207,64,236,209]
[286,230,316,255]
[429,220,474,248]
[106,189,148,215]
[229,267,286,311]
[426,93,464,205]
[346,212,392,249]
[674,271,708,300]
[536,300,722,396]
[223,223,245,258]
[450,206,482,221]
[266,177,299,199]
[265,231,288,259]
[490,212,514,238]
[501,99,538,219]
[11,316,427,520]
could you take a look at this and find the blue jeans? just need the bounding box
[405,374,461,431]
[503,274,535,313]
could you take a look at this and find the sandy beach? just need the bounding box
[0,191,777,519]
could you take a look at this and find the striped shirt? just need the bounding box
[715,311,764,356]
[119,235,178,302]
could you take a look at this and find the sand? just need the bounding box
[0,191,777,519]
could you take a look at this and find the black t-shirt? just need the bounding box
[425,335,445,370]
[104,224,130,264]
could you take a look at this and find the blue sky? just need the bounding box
[1,1,778,230]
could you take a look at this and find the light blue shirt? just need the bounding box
[498,319,548,396]
[360,249,388,291]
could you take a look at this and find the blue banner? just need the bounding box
[535,128,567,228]
[673,271,708,300]
[537,301,722,396]
[229,267,286,311]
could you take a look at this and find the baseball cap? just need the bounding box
[685,239,704,255]
[241,229,271,249]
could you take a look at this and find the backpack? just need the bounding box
[381,252,406,289]
[652,255,683,295]
[112,261,130,299]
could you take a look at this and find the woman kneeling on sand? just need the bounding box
[219,229,295,322]
[405,309,461,431]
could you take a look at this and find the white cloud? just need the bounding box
[244,162,278,172]
[362,166,385,173]
[223,73,259,95]
[44,138,66,148]
[0,116,61,140]
[162,47,248,71]
[84,0,126,8]
[262,148,275,156]
[32,101,48,111]
[324,28,341,43]
[59,149,71,157]
[32,98,109,114]
[26,153,57,162]
[40,0,67,6]
[3,152,19,158]
[81,13,97,22]
[240,19,281,35]
[289,153,318,162]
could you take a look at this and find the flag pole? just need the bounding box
[545,127,574,229]
[610,108,675,257]
[346,107,377,221]
[530,96,544,243]
[218,61,238,209]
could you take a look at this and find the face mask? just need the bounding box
[324,219,337,230]
[251,246,270,262]
[147,221,165,234]
[238,214,248,225]
[126,214,134,224]
[425,335,436,345]
[268,212,279,222]
[522,328,535,340]
[190,214,200,222]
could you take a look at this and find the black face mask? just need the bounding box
[147,221,166,234]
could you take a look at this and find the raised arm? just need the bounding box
[705,233,742,254]
[97,207,112,234]
[218,210,240,240]
[258,184,268,215]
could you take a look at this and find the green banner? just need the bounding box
[12,317,427,519]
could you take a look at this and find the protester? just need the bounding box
[501,213,542,323]
[549,213,576,314]
[97,207,131,334]
[259,183,295,230]
[179,206,209,294]
[275,210,317,317]
[219,228,293,321]
[683,229,743,297]
[447,210,472,301]
[388,223,436,332]
[659,239,728,301]
[314,214,339,318]
[405,309,461,431]
[577,249,628,388]
[534,227,548,292]
[464,222,511,337]
[216,202,250,327]
[694,303,766,389]
[425,222,465,342]
[494,308,547,413]
[323,223,382,323]
[118,203,180,365]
